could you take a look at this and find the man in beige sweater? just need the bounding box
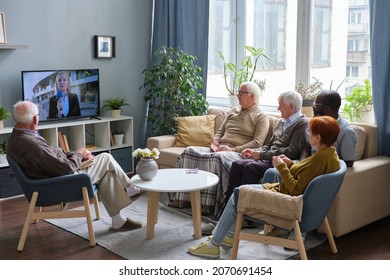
[171,81,269,219]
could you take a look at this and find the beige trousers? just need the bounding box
[80,153,132,216]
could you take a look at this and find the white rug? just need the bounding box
[46,195,326,260]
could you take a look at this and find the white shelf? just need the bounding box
[0,44,29,49]
[0,115,134,173]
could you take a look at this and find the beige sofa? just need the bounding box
[147,107,390,237]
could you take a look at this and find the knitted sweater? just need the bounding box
[268,146,340,196]
[214,104,269,152]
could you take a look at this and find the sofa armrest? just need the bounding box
[147,135,177,150]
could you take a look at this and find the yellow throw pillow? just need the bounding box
[174,115,216,147]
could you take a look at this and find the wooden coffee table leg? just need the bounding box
[189,191,202,239]
[146,191,160,240]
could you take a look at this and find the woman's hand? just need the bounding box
[272,155,285,168]
[278,154,294,167]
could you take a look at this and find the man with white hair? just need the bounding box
[7,100,143,232]
[226,90,309,201]
[170,81,270,219]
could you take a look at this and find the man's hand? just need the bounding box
[76,147,94,160]
[241,148,257,159]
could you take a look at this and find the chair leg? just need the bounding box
[82,187,96,247]
[17,192,39,252]
[322,216,337,254]
[293,221,308,260]
[231,212,244,260]
[93,195,100,220]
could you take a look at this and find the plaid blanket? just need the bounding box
[172,146,243,219]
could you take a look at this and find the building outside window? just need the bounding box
[206,0,371,108]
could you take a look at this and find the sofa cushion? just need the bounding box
[174,115,216,147]
[351,125,367,161]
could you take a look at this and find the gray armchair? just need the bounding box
[231,160,347,260]
[7,155,100,252]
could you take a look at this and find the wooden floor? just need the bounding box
[1,195,390,260]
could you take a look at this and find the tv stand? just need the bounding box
[90,116,101,120]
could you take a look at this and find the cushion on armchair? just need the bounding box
[237,185,303,230]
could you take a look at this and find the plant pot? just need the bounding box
[301,99,314,117]
[113,134,124,146]
[359,107,375,124]
[228,95,239,107]
[0,154,7,165]
[136,158,158,181]
[111,110,121,118]
[0,120,3,130]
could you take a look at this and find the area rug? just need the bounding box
[46,195,326,260]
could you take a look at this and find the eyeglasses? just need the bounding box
[236,90,251,96]
[312,103,328,108]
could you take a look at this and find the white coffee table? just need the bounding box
[130,168,219,240]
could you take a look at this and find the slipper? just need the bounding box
[109,218,142,232]
[201,223,216,235]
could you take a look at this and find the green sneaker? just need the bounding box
[188,241,220,259]
[208,235,234,247]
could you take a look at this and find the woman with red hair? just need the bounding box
[188,115,341,259]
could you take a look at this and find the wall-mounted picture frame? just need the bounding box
[0,12,7,44]
[94,35,115,58]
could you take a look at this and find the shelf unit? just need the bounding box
[0,115,134,173]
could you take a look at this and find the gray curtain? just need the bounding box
[152,0,210,96]
[370,1,390,156]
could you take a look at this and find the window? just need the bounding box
[346,66,359,77]
[206,0,371,107]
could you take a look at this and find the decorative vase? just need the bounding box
[136,158,158,181]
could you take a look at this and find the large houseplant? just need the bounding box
[342,79,373,122]
[218,46,269,100]
[140,46,208,136]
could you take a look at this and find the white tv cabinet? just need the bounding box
[0,116,134,173]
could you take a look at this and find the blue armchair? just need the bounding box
[7,155,100,252]
[231,160,347,260]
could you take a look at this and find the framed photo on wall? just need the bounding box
[0,12,7,44]
[94,35,115,58]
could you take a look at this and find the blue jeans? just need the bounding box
[211,184,265,246]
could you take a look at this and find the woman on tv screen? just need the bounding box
[49,71,81,119]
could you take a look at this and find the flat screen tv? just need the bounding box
[21,69,100,122]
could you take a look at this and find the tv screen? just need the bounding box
[21,69,100,122]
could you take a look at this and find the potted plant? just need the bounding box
[139,45,208,136]
[0,141,7,164]
[218,46,269,106]
[295,77,324,117]
[102,97,131,118]
[0,107,11,130]
[342,79,373,122]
